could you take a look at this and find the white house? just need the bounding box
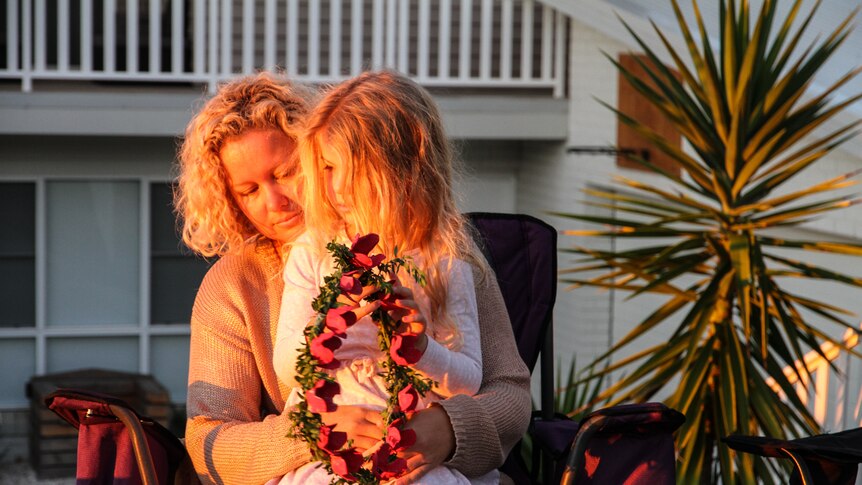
[1,0,861,468]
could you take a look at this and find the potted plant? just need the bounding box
[559,0,862,482]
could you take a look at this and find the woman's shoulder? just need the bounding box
[200,240,282,292]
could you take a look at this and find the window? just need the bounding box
[0,178,210,408]
[150,182,212,325]
[0,182,35,327]
[46,181,140,326]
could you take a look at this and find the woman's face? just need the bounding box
[220,128,304,244]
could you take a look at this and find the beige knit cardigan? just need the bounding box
[185,240,532,485]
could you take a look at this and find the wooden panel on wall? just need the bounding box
[616,53,681,174]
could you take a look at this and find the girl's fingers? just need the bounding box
[352,300,381,320]
[358,284,380,300]
[392,285,413,299]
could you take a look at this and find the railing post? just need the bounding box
[417,0,430,81]
[6,0,19,74]
[81,0,93,72]
[309,0,321,77]
[500,0,513,81]
[242,0,254,74]
[264,0,277,71]
[458,0,472,80]
[330,0,343,78]
[58,0,70,72]
[208,0,218,93]
[287,0,299,77]
[479,0,492,81]
[127,0,139,73]
[438,0,451,80]
[397,0,409,73]
[554,12,567,98]
[521,0,534,81]
[350,0,363,75]
[22,0,32,92]
[220,0,232,77]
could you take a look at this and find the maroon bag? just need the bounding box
[45,388,195,485]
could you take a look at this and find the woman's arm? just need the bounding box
[185,257,311,485]
[400,267,532,481]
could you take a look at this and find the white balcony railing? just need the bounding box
[0,0,568,96]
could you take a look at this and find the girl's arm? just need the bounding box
[273,244,322,387]
[408,260,482,397]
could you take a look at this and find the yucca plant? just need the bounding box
[558,0,862,483]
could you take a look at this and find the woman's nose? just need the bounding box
[265,185,290,211]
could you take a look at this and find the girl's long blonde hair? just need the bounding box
[300,70,487,348]
[175,72,312,257]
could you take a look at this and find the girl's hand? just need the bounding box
[319,404,384,452]
[337,284,381,321]
[389,283,428,354]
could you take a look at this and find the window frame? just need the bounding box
[0,175,195,409]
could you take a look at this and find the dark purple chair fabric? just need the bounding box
[467,212,557,484]
[45,388,188,485]
[724,428,862,485]
[467,212,557,371]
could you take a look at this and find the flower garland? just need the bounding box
[288,233,435,484]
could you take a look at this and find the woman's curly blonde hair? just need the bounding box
[175,72,313,257]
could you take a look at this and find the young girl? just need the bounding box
[271,71,495,485]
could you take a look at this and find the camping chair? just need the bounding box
[45,388,198,485]
[724,428,862,484]
[468,213,685,485]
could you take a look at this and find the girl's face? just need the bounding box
[220,129,304,244]
[320,143,356,234]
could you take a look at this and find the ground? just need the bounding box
[0,463,74,485]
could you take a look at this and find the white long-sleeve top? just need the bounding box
[272,231,483,403]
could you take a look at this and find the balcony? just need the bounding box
[0,0,568,95]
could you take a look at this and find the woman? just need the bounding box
[175,72,531,485]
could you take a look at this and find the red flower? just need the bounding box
[338,271,363,296]
[329,448,364,481]
[350,233,380,255]
[325,305,357,336]
[306,379,340,413]
[386,419,417,451]
[390,333,423,365]
[317,424,347,453]
[397,384,420,413]
[349,233,385,269]
[371,443,408,480]
[309,332,342,369]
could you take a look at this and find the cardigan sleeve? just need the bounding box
[185,256,311,485]
[437,267,532,476]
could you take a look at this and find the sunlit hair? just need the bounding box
[175,72,313,257]
[301,70,488,349]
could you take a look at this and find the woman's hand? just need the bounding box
[394,405,456,484]
[319,405,384,452]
